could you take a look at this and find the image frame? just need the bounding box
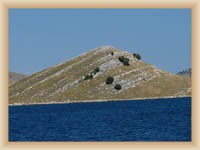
[0,0,199,149]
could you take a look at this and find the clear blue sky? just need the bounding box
[9,9,191,75]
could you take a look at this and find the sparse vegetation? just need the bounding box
[84,67,100,80]
[118,56,130,66]
[123,61,130,66]
[84,74,93,80]
[123,58,130,66]
[133,53,141,60]
[9,46,191,105]
[106,76,114,84]
[118,56,125,63]
[95,67,100,73]
[114,84,122,90]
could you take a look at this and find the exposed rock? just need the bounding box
[9,46,191,104]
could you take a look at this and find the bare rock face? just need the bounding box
[9,46,191,104]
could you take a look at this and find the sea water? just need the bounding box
[9,97,191,141]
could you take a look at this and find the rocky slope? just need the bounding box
[9,72,27,85]
[9,46,191,104]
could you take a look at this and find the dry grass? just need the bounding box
[9,47,191,104]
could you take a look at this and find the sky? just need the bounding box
[9,9,191,75]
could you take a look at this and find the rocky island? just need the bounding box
[9,46,191,105]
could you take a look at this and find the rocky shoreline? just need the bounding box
[9,96,191,106]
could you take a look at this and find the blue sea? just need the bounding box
[9,97,191,141]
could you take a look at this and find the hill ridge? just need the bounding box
[9,46,191,104]
[9,72,27,85]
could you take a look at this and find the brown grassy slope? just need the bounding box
[9,46,191,104]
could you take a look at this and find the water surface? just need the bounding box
[9,97,191,141]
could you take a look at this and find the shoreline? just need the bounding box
[9,96,191,106]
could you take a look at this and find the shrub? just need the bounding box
[94,67,100,72]
[118,56,125,63]
[118,56,130,65]
[133,53,141,60]
[123,58,130,66]
[114,84,122,90]
[136,54,141,60]
[111,52,114,56]
[106,76,114,84]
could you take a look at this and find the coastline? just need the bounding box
[9,96,191,106]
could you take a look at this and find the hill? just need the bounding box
[9,72,27,85]
[176,68,191,77]
[9,46,191,105]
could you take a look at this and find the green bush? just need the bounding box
[136,54,141,60]
[118,56,125,63]
[111,52,114,56]
[118,56,130,65]
[133,53,141,60]
[106,76,114,84]
[114,84,122,90]
[123,58,130,66]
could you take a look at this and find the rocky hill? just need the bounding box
[9,46,191,105]
[9,72,27,85]
[177,68,191,77]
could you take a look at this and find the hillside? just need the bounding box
[177,68,191,77]
[9,72,27,85]
[9,46,191,105]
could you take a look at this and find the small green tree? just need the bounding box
[111,52,114,56]
[114,84,122,90]
[106,76,114,84]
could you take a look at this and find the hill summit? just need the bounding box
[9,46,191,105]
[9,72,26,85]
[177,68,191,77]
